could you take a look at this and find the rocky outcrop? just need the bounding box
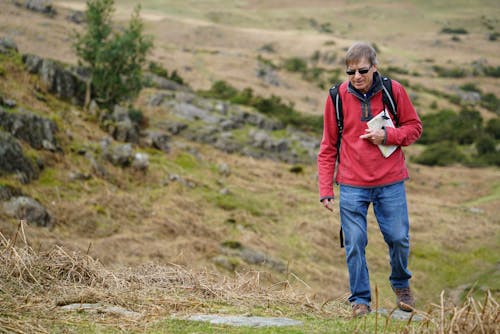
[99,105,141,144]
[0,131,38,183]
[22,54,87,105]
[0,37,18,54]
[146,88,319,163]
[100,138,149,171]
[2,196,51,227]
[13,0,56,16]
[0,107,59,151]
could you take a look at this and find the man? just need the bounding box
[317,42,422,317]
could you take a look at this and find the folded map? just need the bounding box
[367,110,398,158]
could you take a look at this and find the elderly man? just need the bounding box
[317,42,422,317]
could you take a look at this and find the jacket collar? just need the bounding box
[347,72,383,100]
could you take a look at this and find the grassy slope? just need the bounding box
[0,1,499,332]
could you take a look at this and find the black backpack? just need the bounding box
[328,76,398,248]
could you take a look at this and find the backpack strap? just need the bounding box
[381,77,398,126]
[329,83,344,162]
[328,83,345,248]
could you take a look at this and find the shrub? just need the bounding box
[432,65,467,78]
[283,57,307,73]
[476,134,496,155]
[148,61,168,78]
[413,141,465,166]
[485,117,500,139]
[73,0,153,108]
[418,109,457,144]
[198,81,323,133]
[419,108,483,145]
[459,83,481,93]
[481,93,500,114]
[483,66,500,78]
[441,27,468,34]
[453,108,483,145]
[169,70,184,85]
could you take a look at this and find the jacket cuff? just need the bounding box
[319,195,334,202]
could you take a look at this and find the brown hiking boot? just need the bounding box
[352,303,371,317]
[393,287,415,312]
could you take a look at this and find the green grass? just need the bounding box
[149,314,418,334]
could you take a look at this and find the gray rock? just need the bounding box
[0,37,18,54]
[14,0,56,15]
[132,152,149,171]
[0,185,23,201]
[217,162,231,176]
[0,131,38,183]
[102,143,134,167]
[188,314,302,327]
[141,130,170,152]
[3,196,51,227]
[376,308,424,322]
[67,10,85,24]
[22,55,86,105]
[143,73,188,91]
[100,105,140,143]
[173,102,220,124]
[0,107,59,151]
[60,303,141,318]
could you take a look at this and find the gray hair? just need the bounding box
[345,42,378,66]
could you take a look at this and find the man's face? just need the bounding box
[346,58,377,94]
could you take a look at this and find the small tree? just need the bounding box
[74,0,153,108]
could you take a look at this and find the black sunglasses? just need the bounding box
[346,65,372,76]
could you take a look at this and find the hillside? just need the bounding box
[0,1,499,333]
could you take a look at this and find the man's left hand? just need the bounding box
[360,128,385,145]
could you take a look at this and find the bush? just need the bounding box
[485,117,500,139]
[432,65,467,78]
[419,108,484,143]
[73,0,153,108]
[453,108,483,145]
[148,61,168,78]
[481,93,500,114]
[198,80,323,133]
[413,141,466,166]
[418,109,457,144]
[460,83,481,93]
[283,57,307,73]
[475,134,496,155]
[483,66,500,78]
[441,27,468,34]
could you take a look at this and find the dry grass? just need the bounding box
[1,221,498,333]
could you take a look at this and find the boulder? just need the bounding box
[141,130,170,152]
[102,143,134,167]
[0,107,59,151]
[0,37,18,54]
[2,196,51,227]
[100,105,140,144]
[22,54,87,105]
[13,0,56,16]
[0,131,38,183]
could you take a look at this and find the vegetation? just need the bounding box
[440,27,468,34]
[73,0,153,108]
[414,108,499,166]
[148,61,185,85]
[198,80,323,132]
[1,229,498,334]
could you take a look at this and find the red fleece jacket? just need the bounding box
[317,78,422,200]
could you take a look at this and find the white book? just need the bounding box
[367,110,398,158]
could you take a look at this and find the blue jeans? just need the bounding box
[339,182,412,306]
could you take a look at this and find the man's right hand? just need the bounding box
[321,199,334,212]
